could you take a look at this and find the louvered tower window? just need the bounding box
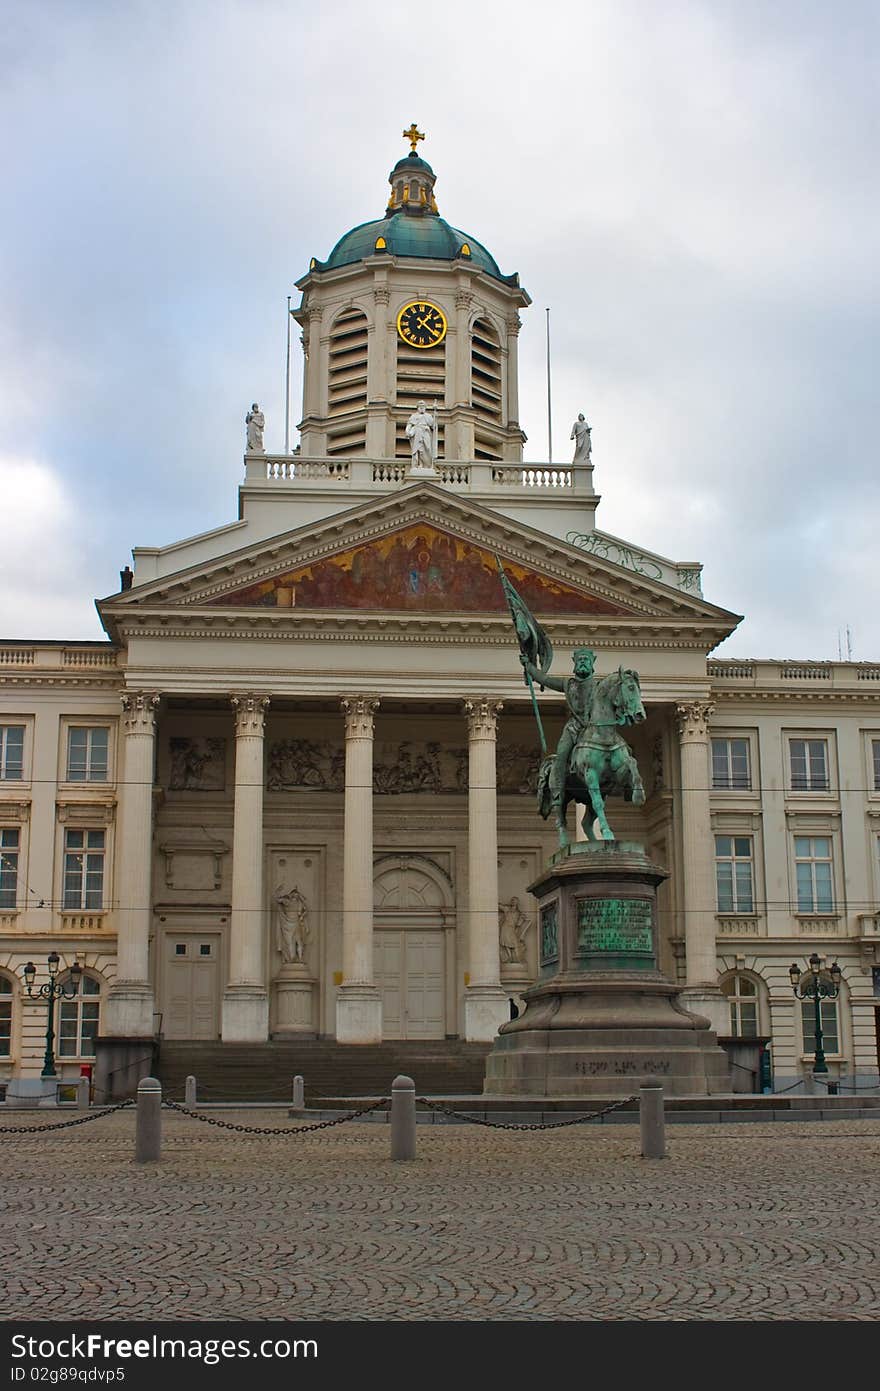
[471,318,503,460]
[327,307,368,455]
[395,338,446,459]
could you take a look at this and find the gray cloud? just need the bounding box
[1,0,877,657]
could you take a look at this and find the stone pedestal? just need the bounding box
[483,843,731,1096]
[272,964,317,1037]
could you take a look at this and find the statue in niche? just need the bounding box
[246,402,265,453]
[274,884,310,964]
[405,400,435,469]
[570,413,592,463]
[499,897,531,964]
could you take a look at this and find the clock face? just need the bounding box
[396,300,448,349]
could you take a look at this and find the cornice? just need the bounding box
[113,614,732,651]
[711,687,880,706]
[0,674,123,689]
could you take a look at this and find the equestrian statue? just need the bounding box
[496,559,646,847]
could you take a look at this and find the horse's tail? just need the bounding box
[536,755,554,820]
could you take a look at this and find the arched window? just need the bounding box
[327,307,368,456]
[720,971,761,1037]
[0,975,12,1057]
[471,317,503,460]
[58,972,101,1058]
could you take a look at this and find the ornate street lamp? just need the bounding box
[789,953,842,1076]
[22,954,83,1079]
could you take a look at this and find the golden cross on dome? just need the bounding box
[403,123,425,154]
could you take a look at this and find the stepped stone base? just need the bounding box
[483,842,731,1098]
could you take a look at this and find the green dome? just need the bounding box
[314,215,518,285]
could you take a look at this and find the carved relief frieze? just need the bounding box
[266,736,540,795]
[169,737,226,791]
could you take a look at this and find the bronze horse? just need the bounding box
[537,667,646,845]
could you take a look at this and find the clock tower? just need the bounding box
[293,129,531,464]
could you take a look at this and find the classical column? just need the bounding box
[505,314,521,435]
[336,697,382,1043]
[676,700,726,1033]
[222,693,270,1042]
[104,691,160,1038]
[463,698,510,1041]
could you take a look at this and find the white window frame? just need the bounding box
[800,996,841,1059]
[793,834,835,914]
[867,733,880,799]
[720,970,762,1038]
[710,735,753,792]
[0,828,20,911]
[58,972,101,1059]
[65,725,110,784]
[62,829,105,910]
[0,724,26,782]
[0,973,13,1057]
[714,834,755,914]
[786,734,833,795]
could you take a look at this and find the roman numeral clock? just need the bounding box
[396,300,448,348]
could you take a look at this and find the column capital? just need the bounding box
[372,285,391,306]
[464,698,503,739]
[676,700,714,742]
[230,693,270,736]
[341,696,379,739]
[455,290,473,313]
[120,691,160,736]
[506,314,522,337]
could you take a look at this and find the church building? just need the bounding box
[2,131,879,1098]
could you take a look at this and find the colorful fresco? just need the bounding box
[208,524,632,615]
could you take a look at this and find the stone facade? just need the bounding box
[1,140,878,1093]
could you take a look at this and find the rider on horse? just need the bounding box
[520,646,597,816]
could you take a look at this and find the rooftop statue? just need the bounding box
[570,413,591,464]
[246,402,265,453]
[497,559,645,847]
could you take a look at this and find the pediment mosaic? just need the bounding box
[207,523,633,615]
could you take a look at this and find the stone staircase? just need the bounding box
[155,1039,492,1103]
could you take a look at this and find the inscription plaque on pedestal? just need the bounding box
[576,897,655,969]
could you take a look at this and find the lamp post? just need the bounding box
[789,953,841,1077]
[22,954,82,1079]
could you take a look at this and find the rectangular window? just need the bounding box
[0,980,11,1056]
[714,835,755,913]
[63,829,105,910]
[711,738,751,790]
[0,726,25,781]
[0,828,19,910]
[789,738,829,792]
[873,739,880,793]
[801,999,839,1055]
[794,835,834,913]
[66,727,109,783]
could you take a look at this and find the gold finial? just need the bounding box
[403,122,425,154]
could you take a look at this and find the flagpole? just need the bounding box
[494,556,549,756]
[545,306,552,464]
[284,295,291,455]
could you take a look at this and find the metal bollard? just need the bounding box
[185,1075,197,1106]
[390,1074,416,1161]
[76,1076,90,1111]
[135,1077,162,1164]
[292,1075,304,1110]
[640,1083,666,1160]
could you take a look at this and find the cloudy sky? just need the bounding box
[2,0,877,659]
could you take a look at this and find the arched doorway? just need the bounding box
[373,855,454,1039]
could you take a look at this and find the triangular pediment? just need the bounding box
[201,521,636,617]
[98,483,741,648]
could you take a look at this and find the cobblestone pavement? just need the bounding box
[1,1110,878,1322]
